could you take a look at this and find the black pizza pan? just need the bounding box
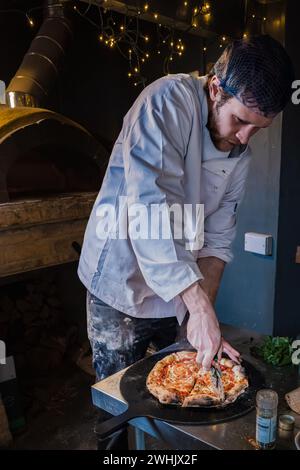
[94,349,265,440]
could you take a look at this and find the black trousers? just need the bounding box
[87,291,178,449]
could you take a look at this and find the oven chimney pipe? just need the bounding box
[6,0,73,108]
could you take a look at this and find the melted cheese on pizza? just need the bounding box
[147,351,248,407]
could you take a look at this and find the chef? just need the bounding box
[78,35,294,381]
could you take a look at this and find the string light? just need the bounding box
[71,1,258,87]
[5,1,270,89]
[26,13,34,27]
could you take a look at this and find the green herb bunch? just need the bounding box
[251,336,293,366]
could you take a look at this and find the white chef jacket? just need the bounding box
[78,74,251,324]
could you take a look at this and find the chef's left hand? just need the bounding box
[217,338,241,363]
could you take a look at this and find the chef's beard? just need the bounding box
[207,103,235,152]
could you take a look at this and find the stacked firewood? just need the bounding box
[0,275,78,376]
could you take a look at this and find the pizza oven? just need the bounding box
[0,0,108,278]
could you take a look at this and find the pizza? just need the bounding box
[146,351,248,407]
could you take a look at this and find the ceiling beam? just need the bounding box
[78,0,217,39]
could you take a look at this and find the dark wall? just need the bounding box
[0,11,35,85]
[216,0,286,334]
[274,0,300,336]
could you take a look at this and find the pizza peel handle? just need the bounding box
[94,405,146,440]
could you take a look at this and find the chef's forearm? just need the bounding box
[180,280,212,316]
[197,256,226,305]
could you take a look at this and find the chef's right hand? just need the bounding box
[181,282,221,370]
[187,309,221,370]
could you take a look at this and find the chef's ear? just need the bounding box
[208,75,222,104]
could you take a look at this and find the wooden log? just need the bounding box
[0,192,97,230]
[0,192,97,277]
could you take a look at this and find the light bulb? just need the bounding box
[26,14,34,27]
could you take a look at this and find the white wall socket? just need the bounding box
[244,232,273,256]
